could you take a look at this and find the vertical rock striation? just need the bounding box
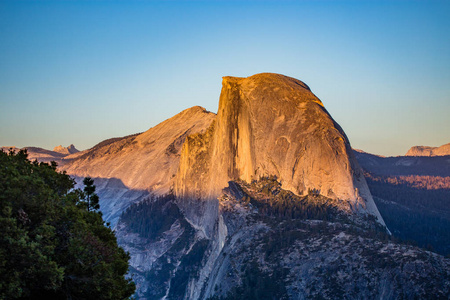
[176,73,385,226]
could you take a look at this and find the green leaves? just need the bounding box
[0,149,135,299]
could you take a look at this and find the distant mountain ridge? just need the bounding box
[0,145,79,164]
[354,149,450,255]
[53,144,79,155]
[354,149,450,177]
[406,143,450,156]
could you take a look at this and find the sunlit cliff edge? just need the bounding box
[175,73,384,227]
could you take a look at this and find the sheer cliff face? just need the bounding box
[176,73,384,223]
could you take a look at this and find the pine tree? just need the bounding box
[0,149,135,299]
[83,177,100,212]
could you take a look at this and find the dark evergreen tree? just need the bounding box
[83,176,100,212]
[0,149,135,299]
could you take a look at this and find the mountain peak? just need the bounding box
[223,73,311,90]
[60,106,216,197]
[405,143,450,156]
[53,144,79,155]
[177,105,211,117]
[176,73,385,228]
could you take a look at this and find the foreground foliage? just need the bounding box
[0,149,135,299]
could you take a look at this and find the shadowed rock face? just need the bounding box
[176,73,384,225]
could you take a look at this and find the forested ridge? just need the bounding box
[0,149,135,299]
[235,176,344,222]
[365,172,450,256]
[120,194,181,241]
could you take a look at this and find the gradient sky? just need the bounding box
[1,1,449,156]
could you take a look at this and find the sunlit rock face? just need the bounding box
[176,73,384,225]
[60,106,216,226]
[61,106,215,193]
[406,143,450,157]
[53,144,79,155]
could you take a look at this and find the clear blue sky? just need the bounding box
[1,1,449,156]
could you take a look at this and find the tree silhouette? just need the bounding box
[83,177,100,212]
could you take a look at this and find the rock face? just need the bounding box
[53,144,79,155]
[406,143,450,156]
[59,106,216,226]
[117,179,450,300]
[61,106,215,192]
[176,73,384,226]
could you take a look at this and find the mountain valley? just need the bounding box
[354,150,450,256]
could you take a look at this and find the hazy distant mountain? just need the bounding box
[405,143,450,156]
[53,144,79,155]
[0,145,77,164]
[354,148,450,177]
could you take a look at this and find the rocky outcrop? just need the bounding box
[176,73,384,226]
[406,143,450,156]
[53,144,79,155]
